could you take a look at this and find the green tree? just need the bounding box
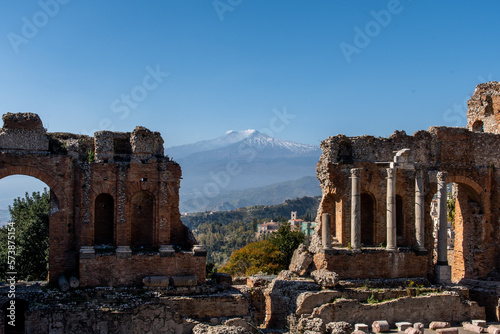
[219,240,283,276]
[268,223,305,268]
[0,189,50,281]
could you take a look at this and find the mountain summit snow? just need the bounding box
[165,130,322,212]
[167,129,318,160]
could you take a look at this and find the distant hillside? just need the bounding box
[180,176,321,213]
[166,129,321,212]
[181,195,321,230]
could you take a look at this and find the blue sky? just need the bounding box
[0,0,499,211]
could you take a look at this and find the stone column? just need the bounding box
[322,213,332,250]
[436,171,448,265]
[415,166,426,252]
[386,168,397,251]
[435,171,451,284]
[350,168,361,250]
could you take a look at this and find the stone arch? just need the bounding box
[94,193,114,246]
[360,192,376,246]
[472,120,484,132]
[0,165,67,209]
[443,174,488,281]
[131,191,155,248]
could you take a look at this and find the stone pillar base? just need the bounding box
[79,246,95,259]
[193,244,207,256]
[159,245,175,257]
[116,246,132,258]
[434,264,451,284]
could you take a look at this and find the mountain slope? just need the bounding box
[165,130,321,212]
[180,176,321,212]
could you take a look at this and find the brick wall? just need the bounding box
[79,252,206,286]
[313,249,429,280]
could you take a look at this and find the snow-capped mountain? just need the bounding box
[165,130,322,213]
[167,129,318,160]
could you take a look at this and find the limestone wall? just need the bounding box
[311,294,485,325]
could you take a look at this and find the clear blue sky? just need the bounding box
[0,1,499,211]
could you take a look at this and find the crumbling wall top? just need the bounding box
[467,81,500,134]
[0,112,49,151]
[2,112,44,130]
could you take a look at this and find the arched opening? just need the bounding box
[94,193,114,247]
[449,182,485,281]
[2,299,28,334]
[396,195,405,246]
[360,193,375,246]
[472,120,484,133]
[131,191,154,249]
[0,175,50,282]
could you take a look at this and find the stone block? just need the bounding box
[353,331,368,334]
[116,246,132,258]
[79,246,95,259]
[436,328,458,334]
[224,318,254,333]
[464,324,485,333]
[414,323,425,331]
[355,323,369,333]
[326,322,353,334]
[434,265,452,284]
[430,322,451,330]
[171,275,197,287]
[406,328,422,334]
[289,244,313,276]
[487,326,500,334]
[472,320,487,328]
[310,269,339,288]
[396,322,412,331]
[143,276,169,287]
[372,320,390,332]
[193,244,207,256]
[159,245,175,257]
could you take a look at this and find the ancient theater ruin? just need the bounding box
[303,81,500,285]
[0,113,206,287]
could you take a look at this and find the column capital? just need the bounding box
[350,168,361,178]
[386,167,396,178]
[437,171,448,183]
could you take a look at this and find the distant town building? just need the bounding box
[256,220,280,239]
[256,212,316,239]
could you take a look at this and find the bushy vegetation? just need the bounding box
[0,190,50,281]
[194,220,256,267]
[220,222,305,276]
[189,196,319,269]
[219,240,283,276]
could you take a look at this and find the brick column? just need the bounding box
[350,168,361,250]
[386,168,397,251]
[415,166,426,251]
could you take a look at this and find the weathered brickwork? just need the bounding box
[313,249,428,280]
[80,252,206,286]
[467,81,500,134]
[310,82,500,282]
[0,112,205,286]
